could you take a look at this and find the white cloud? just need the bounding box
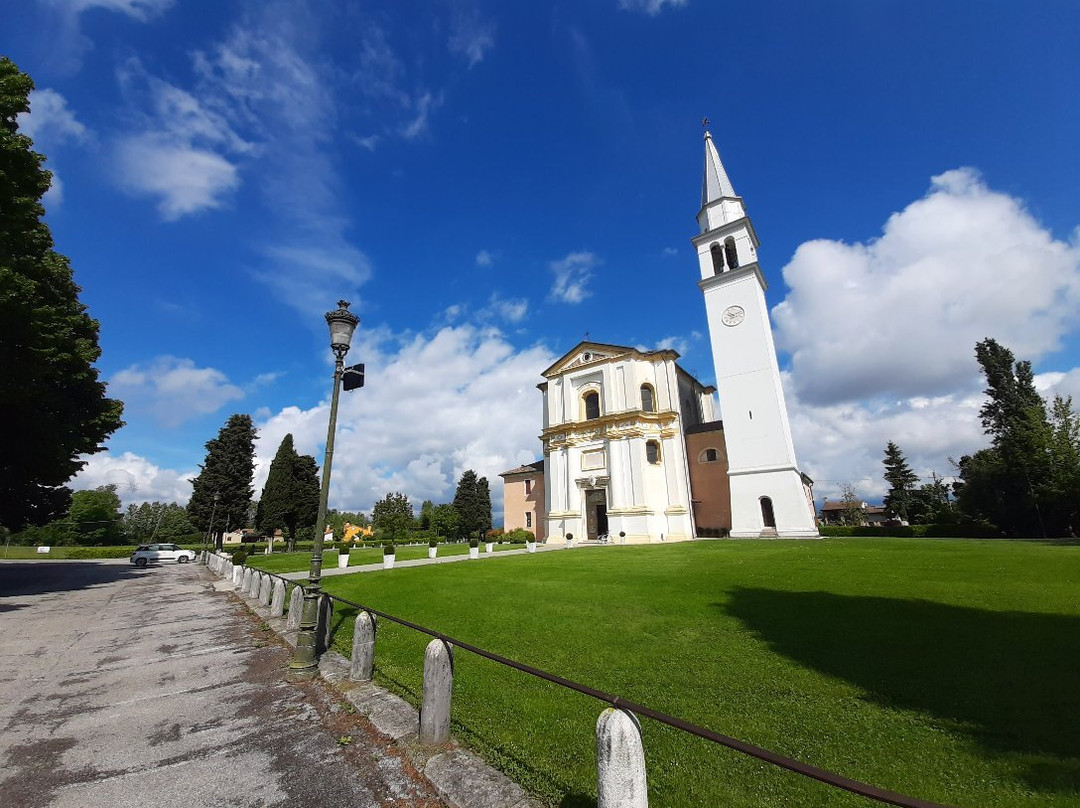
[448,13,496,68]
[617,0,688,15]
[18,89,89,144]
[54,0,174,21]
[253,324,556,523]
[482,293,529,324]
[774,168,1080,406]
[72,451,195,506]
[662,247,678,256]
[476,249,495,267]
[110,356,245,428]
[43,0,174,73]
[549,251,600,304]
[401,91,444,140]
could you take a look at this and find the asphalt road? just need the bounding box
[0,559,443,808]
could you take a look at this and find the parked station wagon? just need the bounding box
[130,543,197,567]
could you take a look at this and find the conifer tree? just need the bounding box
[882,441,919,521]
[452,469,492,539]
[188,414,256,549]
[0,57,124,531]
[256,434,320,551]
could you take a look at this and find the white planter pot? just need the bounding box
[337,553,349,568]
[485,543,494,554]
[383,554,395,569]
[526,542,536,553]
[620,535,627,545]
[469,547,479,559]
[428,547,437,559]
[565,540,574,549]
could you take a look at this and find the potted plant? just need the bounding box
[485,537,495,554]
[468,538,480,560]
[337,541,350,568]
[565,532,574,549]
[383,542,396,570]
[619,531,627,545]
[526,532,536,553]
[428,538,438,559]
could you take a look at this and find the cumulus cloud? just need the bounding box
[617,0,687,15]
[774,168,1080,406]
[72,451,195,505]
[476,249,495,267]
[110,356,245,428]
[252,324,556,522]
[18,89,89,144]
[549,251,600,304]
[481,293,529,324]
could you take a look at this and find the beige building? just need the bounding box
[498,460,545,540]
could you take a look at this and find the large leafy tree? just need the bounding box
[188,414,256,549]
[121,502,196,542]
[955,339,1080,536]
[0,57,123,531]
[882,441,919,521]
[68,485,123,545]
[453,469,492,539]
[256,434,320,551]
[372,492,414,541]
[430,503,459,539]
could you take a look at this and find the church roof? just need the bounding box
[540,341,678,379]
[701,130,737,206]
[498,460,544,477]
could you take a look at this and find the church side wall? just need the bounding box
[685,429,731,533]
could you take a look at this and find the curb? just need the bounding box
[213,573,540,808]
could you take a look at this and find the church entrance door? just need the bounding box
[585,489,608,540]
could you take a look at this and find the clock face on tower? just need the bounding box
[721,305,745,327]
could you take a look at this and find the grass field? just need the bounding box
[312,539,1080,808]
[245,542,521,573]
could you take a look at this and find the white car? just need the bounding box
[130,543,197,567]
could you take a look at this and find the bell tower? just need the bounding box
[693,131,818,538]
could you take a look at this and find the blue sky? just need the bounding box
[9,0,1080,520]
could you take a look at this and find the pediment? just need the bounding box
[542,341,635,378]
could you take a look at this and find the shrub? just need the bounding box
[469,538,479,548]
[820,523,1002,539]
[384,542,395,556]
[486,528,504,542]
[502,528,534,544]
[429,538,438,548]
[66,545,137,559]
[231,549,248,565]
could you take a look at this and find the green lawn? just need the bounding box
[312,539,1080,808]
[245,542,522,573]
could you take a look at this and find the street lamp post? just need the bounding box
[208,492,220,550]
[287,300,359,682]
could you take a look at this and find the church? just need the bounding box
[500,132,819,542]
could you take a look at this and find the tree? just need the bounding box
[838,482,863,526]
[419,500,435,530]
[907,474,955,525]
[121,501,196,542]
[453,469,492,539]
[954,339,1080,536]
[372,492,414,540]
[256,434,320,551]
[188,414,256,549]
[68,485,122,545]
[430,503,459,539]
[882,442,919,521]
[0,57,124,531]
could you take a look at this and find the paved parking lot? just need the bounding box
[0,560,443,808]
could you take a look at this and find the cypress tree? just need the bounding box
[256,434,320,551]
[0,57,124,530]
[453,469,492,539]
[188,414,256,549]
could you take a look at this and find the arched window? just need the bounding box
[699,448,719,463]
[760,496,776,528]
[646,440,661,464]
[709,243,724,275]
[640,384,655,413]
[583,390,600,420]
[724,237,739,270]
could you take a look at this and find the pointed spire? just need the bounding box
[701,130,737,206]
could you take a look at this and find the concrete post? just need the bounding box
[259,574,272,606]
[596,708,648,808]
[241,567,253,595]
[350,612,376,681]
[287,585,304,631]
[232,564,243,587]
[317,594,333,654]
[419,639,453,746]
[270,579,286,618]
[224,560,233,580]
[247,568,258,597]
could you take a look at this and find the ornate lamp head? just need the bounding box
[325,300,360,357]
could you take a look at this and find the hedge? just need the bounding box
[819,523,1001,538]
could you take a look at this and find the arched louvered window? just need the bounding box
[724,237,739,270]
[710,243,724,274]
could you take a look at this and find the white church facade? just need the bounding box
[500,132,818,542]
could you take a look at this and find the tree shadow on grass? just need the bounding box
[725,588,1080,794]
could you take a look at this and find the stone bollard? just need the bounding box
[286,585,304,631]
[232,565,243,587]
[224,560,233,580]
[270,579,286,618]
[419,639,453,746]
[200,550,206,565]
[596,709,648,808]
[316,594,333,654]
[350,612,376,681]
[244,567,255,596]
[259,574,272,607]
